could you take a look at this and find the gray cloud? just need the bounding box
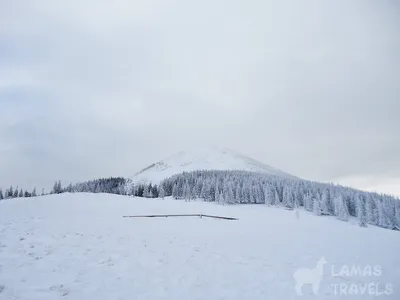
[0,0,399,194]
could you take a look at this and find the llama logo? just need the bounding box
[293,257,327,296]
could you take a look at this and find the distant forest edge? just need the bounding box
[1,170,399,231]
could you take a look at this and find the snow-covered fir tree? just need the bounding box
[13,187,19,198]
[273,190,280,206]
[159,185,166,199]
[143,185,150,198]
[304,193,313,212]
[172,183,178,199]
[264,186,273,206]
[7,186,13,198]
[52,181,63,194]
[356,195,367,227]
[395,202,400,230]
[313,196,322,216]
[336,195,349,221]
[214,185,220,204]
[321,189,331,215]
[365,195,376,225]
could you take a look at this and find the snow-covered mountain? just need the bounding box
[131,147,296,183]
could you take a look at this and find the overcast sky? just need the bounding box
[1,0,399,196]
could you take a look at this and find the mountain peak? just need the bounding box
[131,147,296,183]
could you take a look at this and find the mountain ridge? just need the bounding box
[130,146,297,184]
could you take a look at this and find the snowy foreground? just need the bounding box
[0,193,399,300]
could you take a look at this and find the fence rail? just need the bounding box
[122,214,238,220]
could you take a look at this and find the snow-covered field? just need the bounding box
[0,193,399,299]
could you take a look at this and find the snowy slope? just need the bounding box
[0,193,399,300]
[131,147,296,183]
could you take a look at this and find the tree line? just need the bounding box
[158,170,400,230]
[50,177,160,198]
[0,178,161,200]
[2,170,399,231]
[0,186,43,200]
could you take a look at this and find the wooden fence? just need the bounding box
[122,214,238,221]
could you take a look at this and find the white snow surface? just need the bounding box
[1,193,399,300]
[131,147,296,184]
